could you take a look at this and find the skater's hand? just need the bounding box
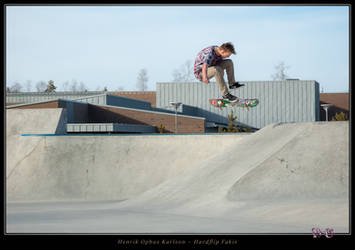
[202,63,209,84]
[202,76,209,84]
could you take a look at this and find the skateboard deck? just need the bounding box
[209,98,259,111]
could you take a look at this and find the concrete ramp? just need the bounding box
[227,121,348,201]
[116,122,348,207]
[112,122,349,232]
[6,108,67,135]
[7,134,245,202]
[6,109,67,185]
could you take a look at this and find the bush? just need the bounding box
[218,126,226,133]
[157,123,165,133]
[331,112,348,121]
[217,110,252,133]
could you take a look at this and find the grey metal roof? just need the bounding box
[6,91,106,104]
[6,91,203,120]
[6,93,206,120]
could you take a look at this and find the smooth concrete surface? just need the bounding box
[6,109,246,202]
[6,198,347,233]
[6,109,67,192]
[107,121,349,233]
[7,134,244,202]
[6,109,349,233]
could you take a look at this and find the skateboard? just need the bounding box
[209,98,259,111]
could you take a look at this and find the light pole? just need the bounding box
[321,104,333,121]
[170,102,182,133]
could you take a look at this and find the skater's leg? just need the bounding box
[217,59,236,86]
[206,66,229,96]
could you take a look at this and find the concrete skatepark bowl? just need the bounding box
[6,109,349,234]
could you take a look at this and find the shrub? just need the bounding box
[331,112,348,121]
[217,110,249,133]
[218,126,226,133]
[157,123,165,133]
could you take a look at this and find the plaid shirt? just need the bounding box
[194,46,222,80]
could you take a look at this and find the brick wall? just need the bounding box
[6,103,24,106]
[319,93,349,121]
[320,93,349,111]
[7,100,205,133]
[6,101,60,109]
[88,105,205,133]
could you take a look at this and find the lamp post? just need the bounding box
[321,104,333,121]
[170,102,182,133]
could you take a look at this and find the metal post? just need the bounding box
[170,102,182,134]
[175,108,178,133]
[321,104,333,122]
[325,107,329,121]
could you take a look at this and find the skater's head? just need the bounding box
[217,42,236,58]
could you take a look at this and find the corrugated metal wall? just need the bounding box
[157,81,320,129]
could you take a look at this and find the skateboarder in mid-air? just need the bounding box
[194,42,244,102]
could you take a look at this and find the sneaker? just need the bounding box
[229,82,245,89]
[222,93,239,102]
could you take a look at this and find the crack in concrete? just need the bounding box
[84,169,90,200]
[7,137,44,180]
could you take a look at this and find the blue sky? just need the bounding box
[6,5,349,92]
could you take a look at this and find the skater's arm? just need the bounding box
[201,62,209,84]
